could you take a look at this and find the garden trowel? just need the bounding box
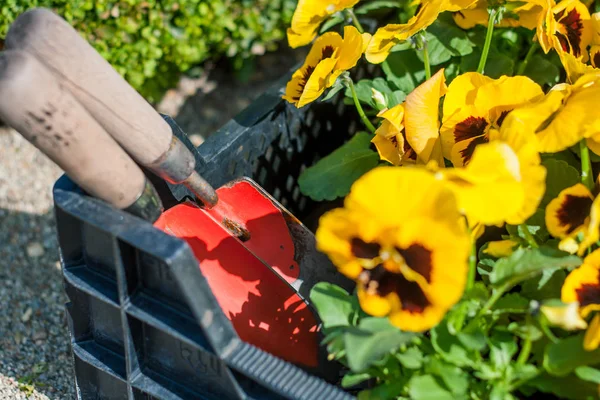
[0,48,338,378]
[6,7,353,301]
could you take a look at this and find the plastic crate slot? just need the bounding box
[125,293,208,350]
[227,160,237,177]
[55,206,84,267]
[73,350,128,400]
[229,370,288,400]
[73,342,127,380]
[128,316,238,400]
[65,282,125,357]
[128,250,193,316]
[82,223,120,282]
[64,265,119,306]
[131,387,160,400]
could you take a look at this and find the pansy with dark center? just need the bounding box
[556,194,593,234]
[555,8,585,57]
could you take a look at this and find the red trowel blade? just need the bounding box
[205,178,354,300]
[154,201,321,369]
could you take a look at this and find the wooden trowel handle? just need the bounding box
[0,50,162,221]
[6,8,217,208]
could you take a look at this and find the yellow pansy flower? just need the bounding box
[365,0,477,64]
[589,12,600,67]
[546,183,600,255]
[440,72,543,167]
[562,249,600,350]
[283,26,365,108]
[372,104,418,166]
[437,113,546,226]
[454,0,544,30]
[505,71,600,153]
[287,0,361,48]
[316,167,470,332]
[537,0,592,60]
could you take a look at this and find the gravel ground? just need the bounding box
[0,49,303,399]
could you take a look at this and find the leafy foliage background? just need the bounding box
[0,0,297,102]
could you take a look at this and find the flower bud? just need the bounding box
[371,88,387,110]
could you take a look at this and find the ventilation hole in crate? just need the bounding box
[325,119,333,132]
[82,224,118,282]
[348,119,357,134]
[336,98,346,116]
[118,240,138,303]
[257,166,268,186]
[310,120,321,138]
[292,186,301,202]
[128,316,235,399]
[273,187,282,201]
[131,388,158,400]
[280,197,289,208]
[257,134,267,151]
[285,176,294,192]
[73,353,128,400]
[298,197,308,212]
[272,153,282,173]
[242,150,251,162]
[278,132,289,148]
[267,145,276,162]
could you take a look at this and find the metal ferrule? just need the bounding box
[124,178,164,222]
[184,171,218,209]
[149,135,196,184]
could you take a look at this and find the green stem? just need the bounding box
[346,9,364,33]
[509,371,541,391]
[520,224,539,248]
[347,78,376,133]
[539,317,560,343]
[516,335,532,366]
[464,285,508,332]
[477,8,498,74]
[422,37,431,80]
[580,140,594,191]
[467,238,477,291]
[517,41,538,76]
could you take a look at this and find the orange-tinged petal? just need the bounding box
[405,68,447,165]
[379,103,405,131]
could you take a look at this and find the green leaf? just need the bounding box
[358,382,406,400]
[507,322,542,341]
[460,50,514,78]
[523,54,560,87]
[493,293,530,313]
[298,132,379,201]
[540,159,580,208]
[383,50,427,93]
[514,209,549,243]
[396,347,424,369]
[544,333,600,376]
[521,269,567,301]
[457,331,487,351]
[426,357,470,397]
[344,317,415,372]
[355,0,401,14]
[341,372,372,388]
[489,247,581,289]
[418,17,474,66]
[489,331,518,370]
[310,283,355,329]
[321,78,345,102]
[526,373,600,400]
[408,375,454,400]
[575,366,600,384]
[431,322,477,367]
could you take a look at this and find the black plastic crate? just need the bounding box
[53,65,377,400]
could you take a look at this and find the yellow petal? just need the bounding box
[452,1,489,29]
[578,194,600,256]
[584,314,600,351]
[297,58,338,107]
[483,240,519,257]
[337,25,364,71]
[404,68,447,164]
[357,286,396,317]
[366,0,445,63]
[440,104,489,162]
[559,51,598,84]
[378,103,405,131]
[450,134,489,167]
[562,250,600,318]
[441,142,525,226]
[545,183,593,239]
[540,301,589,330]
[474,75,544,112]
[372,129,403,166]
[443,72,493,118]
[587,134,600,156]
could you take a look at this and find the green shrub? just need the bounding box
[0,0,296,102]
